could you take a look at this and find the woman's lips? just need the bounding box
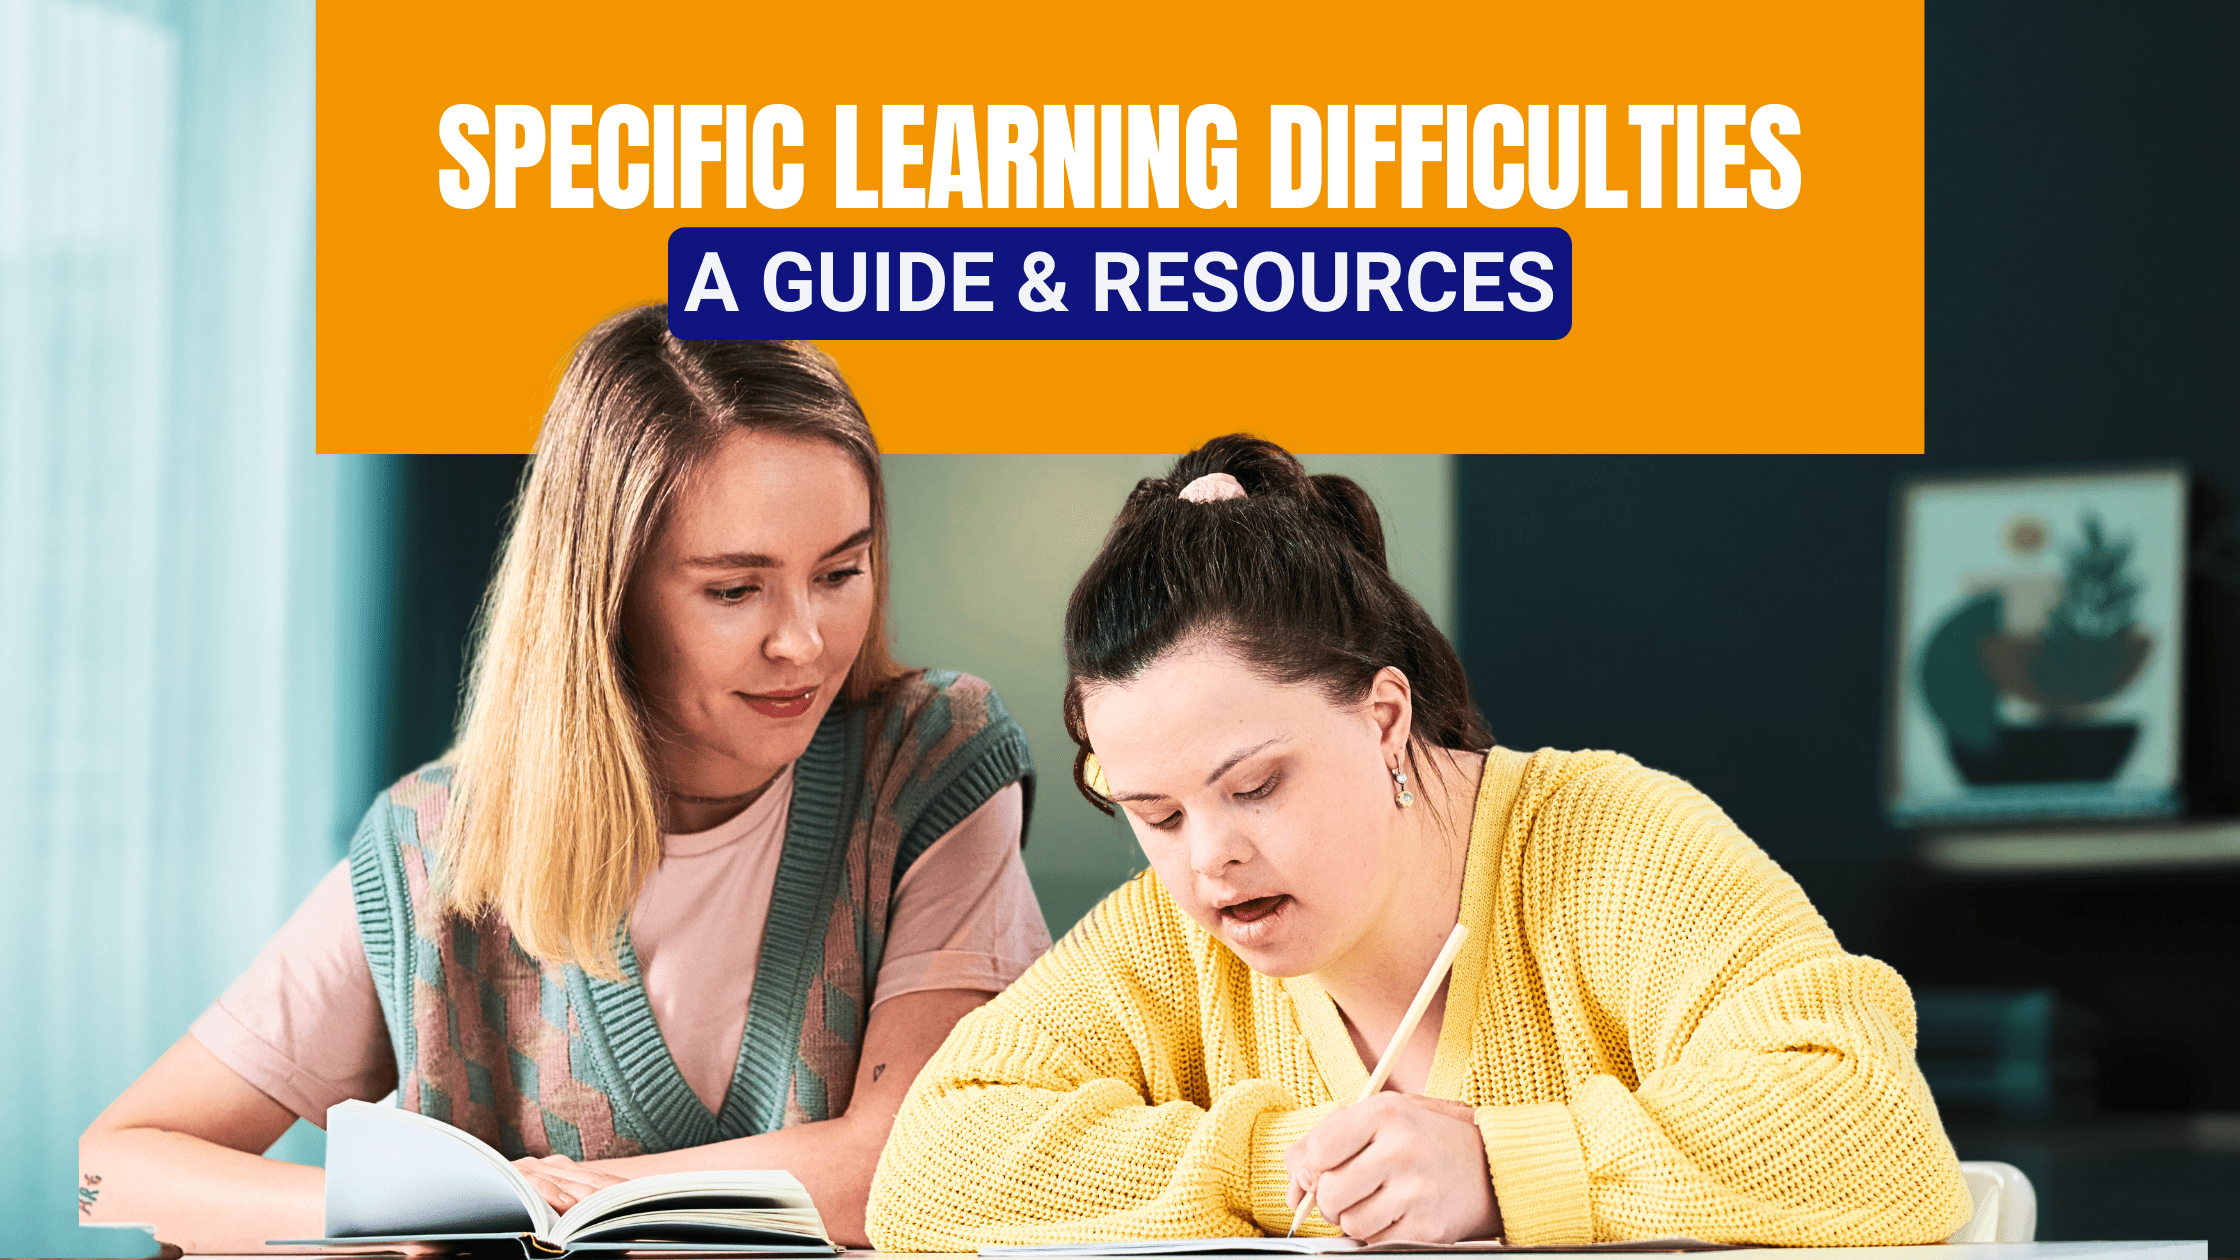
[1222,894,1288,924]
[744,687,816,719]
[1216,893,1293,947]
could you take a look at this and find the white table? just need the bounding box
[1729,1237,2204,1246]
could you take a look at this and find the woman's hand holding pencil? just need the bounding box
[1280,924,1504,1244]
[1282,1092,1504,1244]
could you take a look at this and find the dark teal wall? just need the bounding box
[377,455,530,786]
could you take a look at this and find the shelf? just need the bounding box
[1922,819,2240,874]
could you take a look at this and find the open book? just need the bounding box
[980,1239,1733,1255]
[275,1099,841,1255]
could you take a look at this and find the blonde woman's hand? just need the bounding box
[513,1153,628,1213]
[1284,1093,1503,1243]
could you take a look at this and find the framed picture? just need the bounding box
[1886,466,2189,825]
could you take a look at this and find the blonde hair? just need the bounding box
[441,307,902,979]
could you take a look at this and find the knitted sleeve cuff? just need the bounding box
[1475,1101,1594,1245]
[1247,1100,1339,1235]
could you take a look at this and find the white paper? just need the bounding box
[980,1237,1730,1256]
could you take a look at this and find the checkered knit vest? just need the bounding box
[347,669,1032,1159]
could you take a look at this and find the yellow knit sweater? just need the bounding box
[866,748,1972,1250]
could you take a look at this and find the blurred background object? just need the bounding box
[1915,988,2063,1122]
[1890,468,2188,824]
[3,0,2236,1256]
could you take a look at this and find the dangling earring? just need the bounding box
[1391,760,1415,808]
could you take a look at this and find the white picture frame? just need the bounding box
[1886,466,2189,825]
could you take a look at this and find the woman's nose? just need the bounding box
[1188,818,1254,878]
[763,588,823,664]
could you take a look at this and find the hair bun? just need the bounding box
[1176,434,1391,571]
[1169,433,1311,499]
[1108,434,1387,571]
[1302,472,1387,571]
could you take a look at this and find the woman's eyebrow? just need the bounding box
[1204,739,1280,785]
[686,551,777,569]
[1106,739,1278,803]
[684,526,873,570]
[818,526,874,560]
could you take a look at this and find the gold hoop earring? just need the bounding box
[1391,761,1415,808]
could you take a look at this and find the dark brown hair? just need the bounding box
[1061,434,1492,812]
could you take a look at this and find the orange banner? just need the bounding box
[318,2,1922,454]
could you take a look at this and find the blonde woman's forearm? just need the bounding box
[79,1035,325,1254]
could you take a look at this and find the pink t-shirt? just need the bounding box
[191,771,1044,1119]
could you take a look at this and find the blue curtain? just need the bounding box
[0,2,387,1253]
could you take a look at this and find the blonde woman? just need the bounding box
[81,309,1046,1252]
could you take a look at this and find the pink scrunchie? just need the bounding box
[1178,473,1247,502]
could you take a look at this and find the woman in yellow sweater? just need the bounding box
[866,435,1973,1250]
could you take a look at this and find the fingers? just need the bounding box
[566,1164,628,1190]
[519,1168,584,1212]
[1288,1093,1499,1242]
[1282,1135,1320,1217]
[1333,1183,1412,1244]
[523,1153,626,1188]
[1293,1094,1401,1182]
[1307,1157,1384,1232]
[513,1154,626,1212]
[1287,1095,1417,1235]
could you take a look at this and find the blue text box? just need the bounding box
[666,227,1571,340]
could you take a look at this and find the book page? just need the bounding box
[323,1100,552,1239]
[554,1169,829,1245]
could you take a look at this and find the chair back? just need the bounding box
[1949,1160,2038,1243]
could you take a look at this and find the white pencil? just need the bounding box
[1285,921,1471,1238]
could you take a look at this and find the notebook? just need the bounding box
[272,1099,841,1256]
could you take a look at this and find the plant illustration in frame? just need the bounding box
[1889,468,2186,825]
